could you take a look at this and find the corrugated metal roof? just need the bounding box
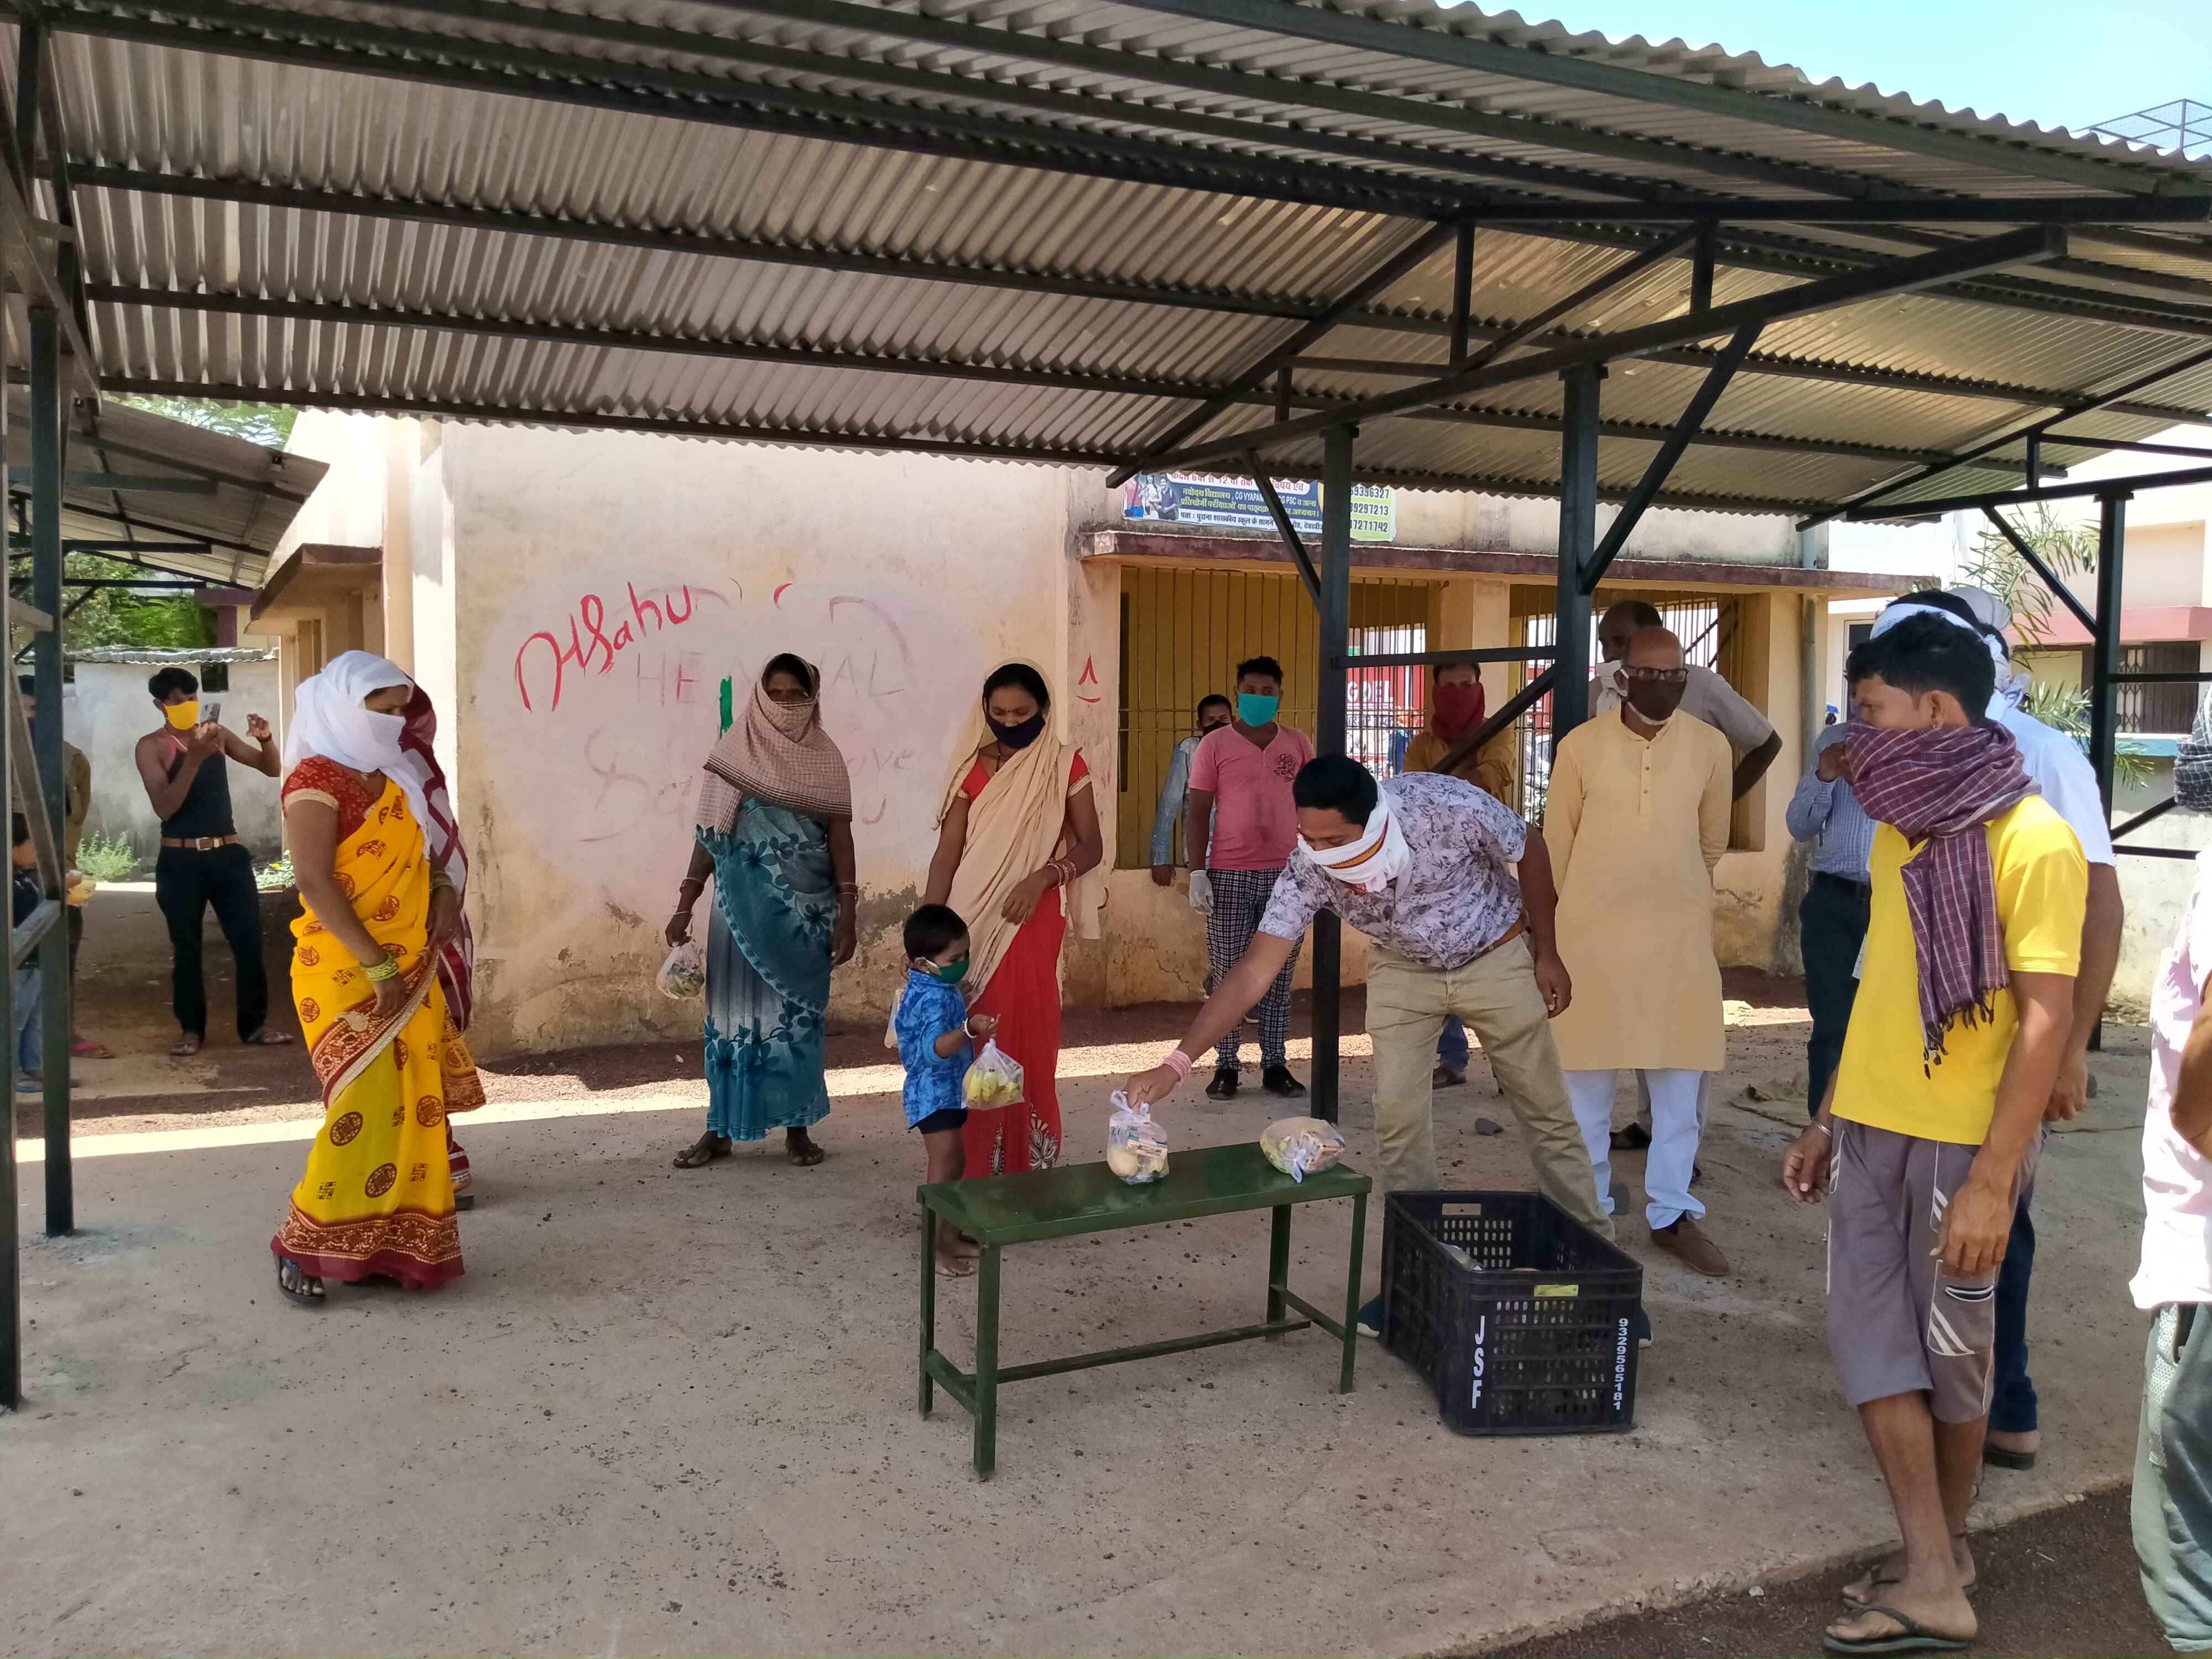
[2,390,326,585]
[13,0,2212,517]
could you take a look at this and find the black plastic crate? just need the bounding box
[1380,1191,1642,1436]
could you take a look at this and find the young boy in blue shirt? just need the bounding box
[896,902,997,1279]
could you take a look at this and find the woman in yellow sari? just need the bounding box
[271,651,483,1303]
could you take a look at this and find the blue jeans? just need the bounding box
[1437,1015,1468,1073]
[2136,1303,2212,1652]
[14,964,40,1079]
[1992,1180,2038,1434]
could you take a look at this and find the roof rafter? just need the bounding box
[1115,0,2202,197]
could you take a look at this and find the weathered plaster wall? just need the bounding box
[445,427,1075,1057]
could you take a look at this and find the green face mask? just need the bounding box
[932,956,970,985]
[1237,692,1280,726]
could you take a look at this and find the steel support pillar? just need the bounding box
[1310,422,1355,1124]
[2088,491,2130,811]
[0,335,14,1412]
[1553,364,1603,749]
[28,307,70,1236]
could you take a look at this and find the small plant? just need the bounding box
[255,852,295,891]
[74,830,138,883]
[1959,504,2099,648]
[2023,680,2154,791]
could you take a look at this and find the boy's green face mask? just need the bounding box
[931,956,970,985]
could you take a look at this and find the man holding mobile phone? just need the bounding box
[133,666,290,1056]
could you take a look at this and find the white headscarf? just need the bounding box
[1298,791,1411,895]
[284,650,426,827]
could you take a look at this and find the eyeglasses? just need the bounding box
[1625,666,1689,685]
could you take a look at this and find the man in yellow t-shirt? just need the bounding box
[1780,613,2084,1656]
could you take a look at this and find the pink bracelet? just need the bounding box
[1162,1049,1193,1081]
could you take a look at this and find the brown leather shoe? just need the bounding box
[1651,1215,1730,1277]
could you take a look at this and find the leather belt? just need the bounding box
[161,834,239,851]
[1812,870,1872,900]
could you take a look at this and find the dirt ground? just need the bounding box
[1,885,2172,1657]
[1490,1488,2164,1658]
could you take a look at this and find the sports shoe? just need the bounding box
[1356,1295,1384,1338]
[1204,1067,1238,1099]
[1261,1065,1306,1098]
[1650,1215,1729,1277]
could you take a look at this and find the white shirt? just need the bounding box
[2135,847,2212,1310]
[1592,661,1774,755]
[1994,696,2114,866]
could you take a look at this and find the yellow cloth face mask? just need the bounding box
[164,699,200,730]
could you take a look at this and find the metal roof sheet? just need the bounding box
[12,0,2212,517]
[2,389,326,585]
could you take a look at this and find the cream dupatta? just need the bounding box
[936,692,1084,1000]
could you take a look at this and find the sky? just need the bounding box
[1525,1,2212,142]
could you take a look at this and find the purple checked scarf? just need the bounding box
[1845,723,2038,1066]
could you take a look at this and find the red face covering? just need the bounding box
[1432,680,1486,740]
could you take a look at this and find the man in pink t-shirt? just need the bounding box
[1188,655,1316,1099]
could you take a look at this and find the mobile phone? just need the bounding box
[202,701,221,725]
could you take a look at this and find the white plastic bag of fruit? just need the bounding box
[1260,1115,1347,1183]
[962,1040,1024,1110]
[654,938,706,1000]
[1107,1091,1170,1184]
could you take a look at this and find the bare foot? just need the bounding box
[786,1128,826,1166]
[170,1032,203,1057]
[1824,1574,1975,1652]
[933,1248,976,1279]
[1843,1535,1976,1606]
[950,1237,982,1261]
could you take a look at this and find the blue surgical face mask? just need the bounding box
[1238,692,1281,727]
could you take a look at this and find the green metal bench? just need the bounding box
[918,1141,1372,1478]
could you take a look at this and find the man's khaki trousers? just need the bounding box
[1364,937,1613,1239]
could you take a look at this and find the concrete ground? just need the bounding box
[0,886,2164,1656]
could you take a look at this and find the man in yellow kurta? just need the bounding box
[1548,627,1735,1276]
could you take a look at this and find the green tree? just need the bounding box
[110,393,296,450]
[1957,503,2098,647]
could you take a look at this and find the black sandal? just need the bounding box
[786,1128,826,1167]
[275,1255,324,1306]
[673,1132,732,1169]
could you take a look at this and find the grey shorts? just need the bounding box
[1826,1119,2034,1423]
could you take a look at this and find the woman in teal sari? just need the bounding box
[665,655,857,1167]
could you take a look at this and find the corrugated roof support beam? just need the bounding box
[1582,325,1761,596]
[684,0,1924,202]
[1691,223,1718,314]
[1819,341,2212,523]
[2049,434,2212,460]
[1978,507,2098,637]
[1311,422,1355,1125]
[1841,461,2212,520]
[23,305,72,1245]
[1247,462,1321,607]
[1463,229,1695,377]
[1106,218,1464,488]
[1554,364,1602,749]
[67,166,1326,325]
[1141,225,2069,475]
[1114,0,2189,196]
[2089,493,2130,813]
[1449,223,1475,371]
[44,1,1481,222]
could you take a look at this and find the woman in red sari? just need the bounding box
[923,664,1102,1175]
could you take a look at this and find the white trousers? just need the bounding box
[1566,1068,1709,1231]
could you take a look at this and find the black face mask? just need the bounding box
[988,711,1047,750]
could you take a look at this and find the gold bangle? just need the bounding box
[362,955,401,982]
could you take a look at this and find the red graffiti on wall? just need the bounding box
[1076,654,1102,704]
[516,582,698,712]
